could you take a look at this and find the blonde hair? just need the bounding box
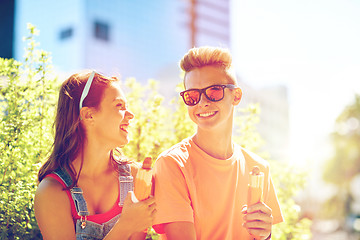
[179,46,237,85]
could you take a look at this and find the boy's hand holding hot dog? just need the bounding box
[242,166,273,240]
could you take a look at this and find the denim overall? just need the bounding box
[53,164,133,240]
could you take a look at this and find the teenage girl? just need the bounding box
[35,71,156,240]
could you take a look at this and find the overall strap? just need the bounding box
[119,163,134,206]
[53,167,89,228]
[53,167,74,187]
[70,187,90,217]
[70,187,89,229]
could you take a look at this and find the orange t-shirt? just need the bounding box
[153,137,283,240]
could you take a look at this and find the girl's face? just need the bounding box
[91,81,134,148]
[184,66,241,133]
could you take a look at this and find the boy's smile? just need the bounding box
[184,66,238,132]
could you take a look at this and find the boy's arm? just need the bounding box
[163,222,196,240]
[153,156,195,235]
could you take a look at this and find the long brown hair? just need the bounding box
[38,71,122,186]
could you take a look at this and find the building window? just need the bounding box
[59,27,73,40]
[94,21,110,41]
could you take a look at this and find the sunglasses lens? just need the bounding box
[183,90,200,106]
[205,85,224,101]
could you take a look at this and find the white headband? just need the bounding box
[79,71,96,110]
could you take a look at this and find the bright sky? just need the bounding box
[231,0,360,166]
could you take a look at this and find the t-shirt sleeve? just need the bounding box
[152,155,194,234]
[263,166,284,225]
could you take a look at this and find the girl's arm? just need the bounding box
[104,192,156,240]
[35,180,155,240]
[34,178,76,240]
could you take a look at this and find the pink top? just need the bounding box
[46,173,122,224]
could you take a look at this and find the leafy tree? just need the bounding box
[322,95,360,219]
[0,24,57,239]
[122,78,179,162]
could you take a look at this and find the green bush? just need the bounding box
[271,162,312,240]
[0,24,312,239]
[322,95,360,220]
[0,24,57,239]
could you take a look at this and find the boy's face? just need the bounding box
[184,66,242,132]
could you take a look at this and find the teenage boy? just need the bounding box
[153,46,283,240]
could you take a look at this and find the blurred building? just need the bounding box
[13,0,229,84]
[7,0,289,162]
[0,0,15,59]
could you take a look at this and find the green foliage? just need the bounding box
[1,23,312,239]
[122,80,196,164]
[234,103,264,152]
[322,94,360,219]
[324,95,360,185]
[0,23,57,240]
[122,78,177,162]
[270,162,312,239]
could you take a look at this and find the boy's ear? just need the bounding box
[233,88,242,105]
[79,107,94,122]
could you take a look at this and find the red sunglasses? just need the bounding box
[180,84,236,106]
